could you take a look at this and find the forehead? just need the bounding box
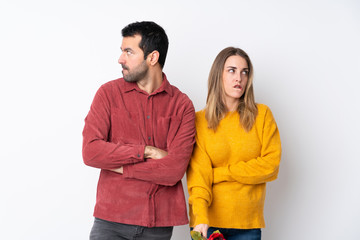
[224,55,248,68]
[121,34,142,51]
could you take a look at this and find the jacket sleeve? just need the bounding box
[213,107,281,185]
[186,130,213,226]
[122,99,196,186]
[82,86,145,169]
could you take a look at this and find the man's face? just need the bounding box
[118,35,149,82]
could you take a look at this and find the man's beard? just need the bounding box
[122,60,149,83]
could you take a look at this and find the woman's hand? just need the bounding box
[193,224,209,239]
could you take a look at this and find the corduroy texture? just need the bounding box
[187,104,281,229]
[83,74,196,227]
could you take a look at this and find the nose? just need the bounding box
[235,74,242,83]
[118,52,125,65]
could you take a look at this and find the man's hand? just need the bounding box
[111,166,123,174]
[193,224,209,239]
[110,146,167,174]
[144,146,168,159]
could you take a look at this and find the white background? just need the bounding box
[1,0,359,239]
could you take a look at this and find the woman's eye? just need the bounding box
[229,69,235,73]
[241,70,249,75]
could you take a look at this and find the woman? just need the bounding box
[187,47,281,240]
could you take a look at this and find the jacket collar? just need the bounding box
[122,73,173,97]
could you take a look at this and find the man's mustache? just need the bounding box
[121,65,129,70]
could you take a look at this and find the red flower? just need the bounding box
[208,230,226,240]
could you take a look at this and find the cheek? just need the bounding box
[243,79,249,88]
[223,80,233,96]
[222,76,231,88]
[244,79,248,86]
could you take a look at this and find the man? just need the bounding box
[82,21,196,240]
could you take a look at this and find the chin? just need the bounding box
[232,94,243,99]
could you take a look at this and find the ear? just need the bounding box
[147,51,160,66]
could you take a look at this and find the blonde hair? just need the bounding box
[205,47,258,131]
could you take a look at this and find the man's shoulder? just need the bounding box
[99,78,122,91]
[94,78,124,98]
[168,84,193,105]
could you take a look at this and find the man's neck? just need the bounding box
[137,69,163,94]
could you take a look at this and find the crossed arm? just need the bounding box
[82,86,196,186]
[111,146,168,174]
[187,107,281,237]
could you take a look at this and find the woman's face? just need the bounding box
[222,55,249,107]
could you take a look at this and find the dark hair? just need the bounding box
[122,21,169,69]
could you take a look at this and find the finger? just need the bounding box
[201,229,207,239]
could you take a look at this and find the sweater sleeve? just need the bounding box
[187,120,213,226]
[213,107,281,185]
[82,86,145,169]
[122,99,196,186]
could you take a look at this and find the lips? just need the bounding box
[121,64,129,70]
[234,84,243,90]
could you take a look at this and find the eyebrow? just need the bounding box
[121,47,133,52]
[226,66,249,71]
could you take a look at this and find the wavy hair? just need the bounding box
[205,47,258,131]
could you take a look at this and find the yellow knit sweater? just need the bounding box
[187,104,281,229]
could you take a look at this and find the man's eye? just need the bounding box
[126,50,132,55]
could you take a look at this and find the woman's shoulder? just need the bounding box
[256,103,273,117]
[256,103,270,112]
[256,103,276,124]
[195,109,206,117]
[195,109,207,125]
